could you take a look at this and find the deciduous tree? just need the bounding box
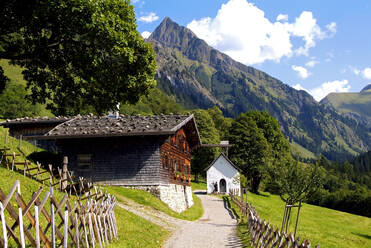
[228,113,269,193]
[191,109,220,182]
[0,0,156,115]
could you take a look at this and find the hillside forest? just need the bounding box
[0,63,370,218]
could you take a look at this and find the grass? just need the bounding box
[0,127,169,247]
[241,191,371,248]
[0,59,27,86]
[106,186,203,221]
[0,167,169,248]
[191,179,207,191]
[0,124,41,162]
[290,141,316,160]
[106,207,169,248]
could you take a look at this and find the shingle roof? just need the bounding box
[3,114,202,149]
[44,114,195,137]
[0,116,72,126]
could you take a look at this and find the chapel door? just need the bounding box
[220,179,226,193]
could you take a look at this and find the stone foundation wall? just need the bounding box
[128,184,194,213]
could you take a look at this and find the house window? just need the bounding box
[77,154,92,170]
[164,155,169,169]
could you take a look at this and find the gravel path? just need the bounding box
[115,194,186,231]
[163,191,243,248]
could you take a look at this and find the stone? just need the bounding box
[128,183,194,213]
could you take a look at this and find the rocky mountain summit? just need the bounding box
[146,17,371,161]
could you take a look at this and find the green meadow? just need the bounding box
[233,192,371,248]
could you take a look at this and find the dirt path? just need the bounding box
[116,191,243,248]
[163,192,243,248]
[115,194,186,231]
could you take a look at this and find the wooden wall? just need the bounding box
[57,129,193,187]
[8,123,59,138]
[160,128,191,186]
[58,136,169,186]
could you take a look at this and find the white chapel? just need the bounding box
[205,153,241,194]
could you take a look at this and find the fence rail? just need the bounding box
[0,180,117,248]
[0,146,92,196]
[229,192,320,248]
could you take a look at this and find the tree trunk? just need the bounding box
[194,173,199,183]
[251,176,261,194]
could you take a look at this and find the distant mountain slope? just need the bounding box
[321,85,371,127]
[147,17,371,161]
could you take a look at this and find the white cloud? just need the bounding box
[141,31,151,39]
[293,84,307,91]
[326,22,337,34]
[292,65,310,79]
[276,14,288,22]
[138,12,159,23]
[187,0,336,65]
[350,67,371,79]
[362,68,371,79]
[310,80,351,101]
[351,67,361,75]
[305,60,318,67]
[292,80,351,101]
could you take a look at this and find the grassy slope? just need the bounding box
[245,192,371,248]
[0,59,26,85]
[107,186,203,221]
[290,141,316,160]
[0,60,53,118]
[323,91,371,117]
[190,179,207,191]
[0,127,168,247]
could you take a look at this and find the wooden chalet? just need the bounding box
[4,114,201,188]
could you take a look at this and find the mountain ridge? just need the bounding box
[361,84,371,92]
[321,85,371,128]
[147,17,371,161]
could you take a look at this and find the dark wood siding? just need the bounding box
[9,123,60,137]
[160,128,191,186]
[58,136,168,186]
[7,123,61,151]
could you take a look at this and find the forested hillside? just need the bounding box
[146,17,371,161]
[321,84,371,128]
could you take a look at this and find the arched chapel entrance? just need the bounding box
[219,178,226,193]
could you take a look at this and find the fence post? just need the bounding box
[64,206,68,248]
[294,201,302,238]
[0,202,8,248]
[11,152,15,171]
[17,182,25,248]
[18,135,22,149]
[62,157,68,191]
[4,130,8,146]
[285,207,292,233]
[35,205,40,248]
[75,210,80,248]
[281,204,288,233]
[50,185,56,248]
[83,214,89,248]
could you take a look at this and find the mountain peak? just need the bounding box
[361,84,371,92]
[148,16,198,48]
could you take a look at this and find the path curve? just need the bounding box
[163,191,243,248]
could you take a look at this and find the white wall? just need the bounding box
[206,155,240,194]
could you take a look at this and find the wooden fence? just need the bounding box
[229,192,320,248]
[0,180,117,248]
[0,146,92,196]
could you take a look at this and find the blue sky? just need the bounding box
[133,0,371,101]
